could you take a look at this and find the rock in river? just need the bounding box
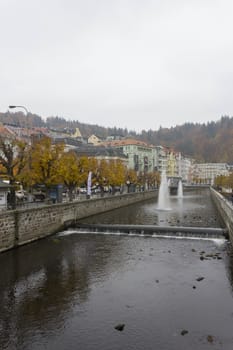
[115,324,125,331]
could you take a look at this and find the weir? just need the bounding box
[1,187,232,253]
[0,190,157,253]
[75,223,228,239]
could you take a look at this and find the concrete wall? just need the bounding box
[210,187,233,242]
[0,191,157,253]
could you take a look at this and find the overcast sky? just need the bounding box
[1,0,233,132]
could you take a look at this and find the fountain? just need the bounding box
[177,153,183,198]
[157,171,171,210]
[177,179,183,198]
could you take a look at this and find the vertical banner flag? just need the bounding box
[87,171,92,196]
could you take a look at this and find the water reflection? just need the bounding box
[0,188,233,350]
[0,235,125,349]
[79,188,221,228]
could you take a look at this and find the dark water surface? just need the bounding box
[79,188,222,227]
[1,189,233,350]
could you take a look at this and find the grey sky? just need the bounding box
[1,0,233,132]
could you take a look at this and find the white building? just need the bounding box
[194,163,230,185]
[180,155,194,184]
[88,134,102,145]
[154,146,167,174]
[102,139,155,173]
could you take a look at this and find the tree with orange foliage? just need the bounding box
[28,137,65,193]
[59,152,94,201]
[146,171,160,189]
[0,136,28,208]
[108,159,126,188]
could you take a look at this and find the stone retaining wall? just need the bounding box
[0,191,157,253]
[210,187,233,243]
[0,212,16,251]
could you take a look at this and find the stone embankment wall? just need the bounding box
[0,191,157,253]
[210,187,233,242]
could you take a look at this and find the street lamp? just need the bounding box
[9,105,30,142]
[7,105,32,209]
[9,105,29,114]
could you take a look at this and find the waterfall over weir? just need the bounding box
[73,187,228,241]
[75,224,228,239]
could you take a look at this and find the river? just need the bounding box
[1,188,233,349]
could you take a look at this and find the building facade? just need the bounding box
[102,139,156,174]
[193,163,230,184]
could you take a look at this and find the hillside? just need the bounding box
[1,112,232,163]
[139,116,233,163]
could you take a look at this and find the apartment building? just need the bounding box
[193,163,230,184]
[74,144,128,168]
[102,139,155,173]
[180,155,194,184]
[154,146,167,173]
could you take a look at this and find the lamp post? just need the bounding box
[8,105,31,207]
[9,105,30,142]
[9,105,29,115]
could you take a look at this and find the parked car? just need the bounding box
[16,190,27,201]
[91,186,101,194]
[79,187,87,194]
[33,191,46,201]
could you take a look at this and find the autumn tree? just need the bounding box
[58,151,79,200]
[85,157,98,184]
[59,153,96,200]
[125,169,138,192]
[73,156,98,189]
[146,171,160,188]
[215,173,233,190]
[92,159,110,193]
[0,136,28,208]
[108,159,126,187]
[29,137,65,193]
[214,175,226,188]
[227,173,233,189]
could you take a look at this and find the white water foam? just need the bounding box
[57,229,226,245]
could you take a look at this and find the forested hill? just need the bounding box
[0,112,232,163]
[139,116,233,163]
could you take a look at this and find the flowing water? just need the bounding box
[1,188,233,350]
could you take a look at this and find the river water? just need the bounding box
[1,188,233,349]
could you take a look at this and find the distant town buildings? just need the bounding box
[0,122,232,185]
